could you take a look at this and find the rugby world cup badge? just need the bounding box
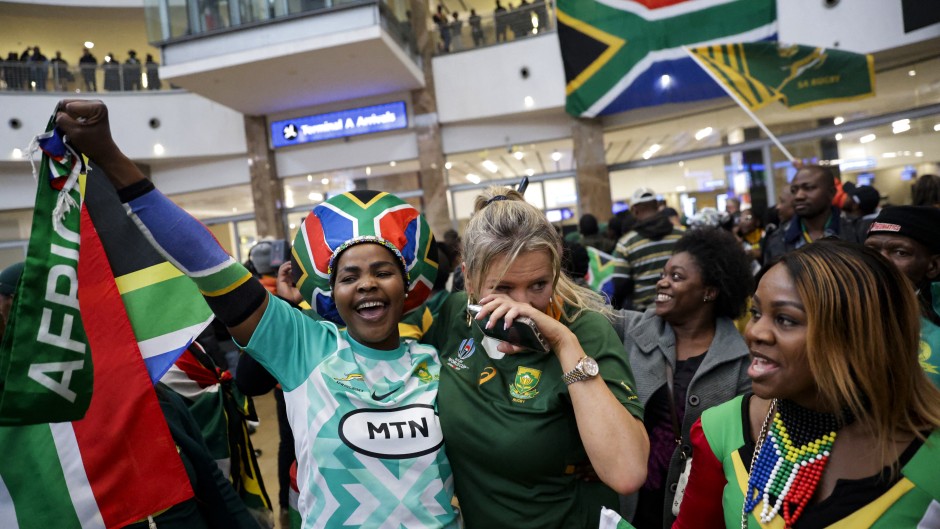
[447,338,476,371]
[509,366,541,401]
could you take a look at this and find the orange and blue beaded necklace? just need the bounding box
[743,399,848,528]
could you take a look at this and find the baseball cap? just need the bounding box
[0,262,24,296]
[630,188,658,206]
[850,185,880,213]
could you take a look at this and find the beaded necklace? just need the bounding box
[741,399,848,529]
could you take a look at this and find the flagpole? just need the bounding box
[684,47,796,163]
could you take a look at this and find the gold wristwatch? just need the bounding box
[562,356,599,385]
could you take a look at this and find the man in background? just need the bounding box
[614,188,683,310]
[763,164,859,265]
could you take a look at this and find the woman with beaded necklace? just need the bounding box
[673,240,940,529]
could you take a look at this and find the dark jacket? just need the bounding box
[762,207,860,266]
[634,212,677,241]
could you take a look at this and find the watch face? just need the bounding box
[581,356,599,377]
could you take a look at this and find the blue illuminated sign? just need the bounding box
[271,101,408,148]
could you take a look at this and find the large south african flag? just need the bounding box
[557,0,777,117]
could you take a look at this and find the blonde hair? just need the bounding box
[462,186,611,321]
[780,240,940,459]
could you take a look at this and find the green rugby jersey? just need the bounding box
[424,292,643,529]
[243,296,458,529]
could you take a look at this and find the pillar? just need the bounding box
[408,0,451,237]
[243,115,286,240]
[572,117,612,219]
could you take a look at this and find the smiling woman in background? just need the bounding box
[674,240,940,529]
[616,227,754,529]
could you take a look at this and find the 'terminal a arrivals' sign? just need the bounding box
[270,101,408,148]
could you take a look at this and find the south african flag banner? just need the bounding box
[557,0,776,117]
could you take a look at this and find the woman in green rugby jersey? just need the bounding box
[423,186,650,528]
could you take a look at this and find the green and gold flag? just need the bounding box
[687,42,875,111]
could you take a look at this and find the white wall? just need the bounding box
[778,0,940,53]
[0,92,248,209]
[433,33,566,123]
[275,131,419,177]
[610,155,728,202]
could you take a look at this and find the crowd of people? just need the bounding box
[1,99,939,529]
[1,47,161,92]
[433,0,551,53]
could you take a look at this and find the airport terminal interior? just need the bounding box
[1,0,939,526]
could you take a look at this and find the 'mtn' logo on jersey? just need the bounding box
[338,404,444,459]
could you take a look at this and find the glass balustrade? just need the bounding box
[0,61,169,93]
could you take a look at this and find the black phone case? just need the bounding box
[467,304,551,353]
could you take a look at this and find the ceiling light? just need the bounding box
[444,162,453,170]
[466,173,481,184]
[11,148,23,159]
[306,174,313,182]
[833,116,844,126]
[882,152,897,158]
[694,127,713,141]
[321,177,329,185]
[365,166,371,176]
[153,143,165,155]
[892,119,910,134]
[934,124,940,132]
[525,168,535,176]
[676,186,687,192]
[835,133,843,141]
[859,134,876,144]
[84,41,94,49]
[482,160,499,173]
[523,96,535,108]
[642,144,662,160]
[389,161,396,167]
[908,69,916,77]
[660,74,671,89]
[289,223,296,230]
[915,151,924,157]
[232,207,238,212]
[551,150,562,162]
[308,192,323,202]
[513,151,524,160]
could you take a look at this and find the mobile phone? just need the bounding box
[467,304,551,353]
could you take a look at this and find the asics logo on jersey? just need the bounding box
[339,404,444,459]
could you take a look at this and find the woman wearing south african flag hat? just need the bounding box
[56,100,458,529]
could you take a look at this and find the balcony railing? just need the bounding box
[0,61,169,93]
[431,1,555,55]
[144,0,413,45]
